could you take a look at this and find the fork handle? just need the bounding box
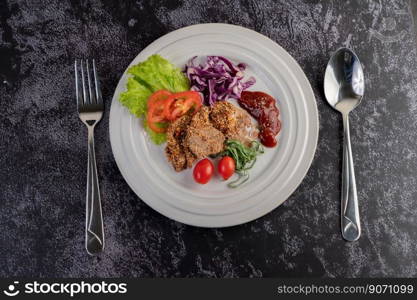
[86,126,105,255]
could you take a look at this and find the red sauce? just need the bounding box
[238,91,281,147]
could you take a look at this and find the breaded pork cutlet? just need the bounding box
[210,101,258,146]
[165,112,194,172]
[165,103,255,172]
[184,107,225,159]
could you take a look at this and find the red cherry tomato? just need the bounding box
[193,158,214,184]
[218,156,236,180]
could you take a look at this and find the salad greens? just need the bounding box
[119,54,190,144]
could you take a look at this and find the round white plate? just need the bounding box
[109,23,318,227]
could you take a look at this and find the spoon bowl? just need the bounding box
[324,48,365,114]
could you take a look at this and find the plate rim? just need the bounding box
[109,23,319,227]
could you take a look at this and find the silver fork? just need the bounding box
[74,59,105,255]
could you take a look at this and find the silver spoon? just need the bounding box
[324,48,365,241]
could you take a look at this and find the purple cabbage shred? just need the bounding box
[184,56,255,105]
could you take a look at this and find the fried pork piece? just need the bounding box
[165,112,194,172]
[184,107,225,159]
[184,145,197,168]
[210,101,258,146]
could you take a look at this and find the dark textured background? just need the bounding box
[1,0,417,277]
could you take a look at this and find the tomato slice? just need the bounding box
[162,97,177,121]
[147,101,167,133]
[147,119,167,133]
[147,91,171,133]
[164,91,202,121]
[148,98,166,121]
[147,120,167,133]
[147,90,171,107]
[146,90,202,133]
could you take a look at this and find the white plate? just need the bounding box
[109,24,318,227]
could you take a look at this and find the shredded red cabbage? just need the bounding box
[184,56,256,105]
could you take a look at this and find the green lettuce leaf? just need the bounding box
[119,54,190,144]
[127,54,190,94]
[119,77,151,117]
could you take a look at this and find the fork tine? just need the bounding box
[80,60,87,104]
[74,60,80,108]
[92,59,103,105]
[75,60,85,108]
[86,59,96,104]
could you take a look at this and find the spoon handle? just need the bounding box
[341,114,361,241]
